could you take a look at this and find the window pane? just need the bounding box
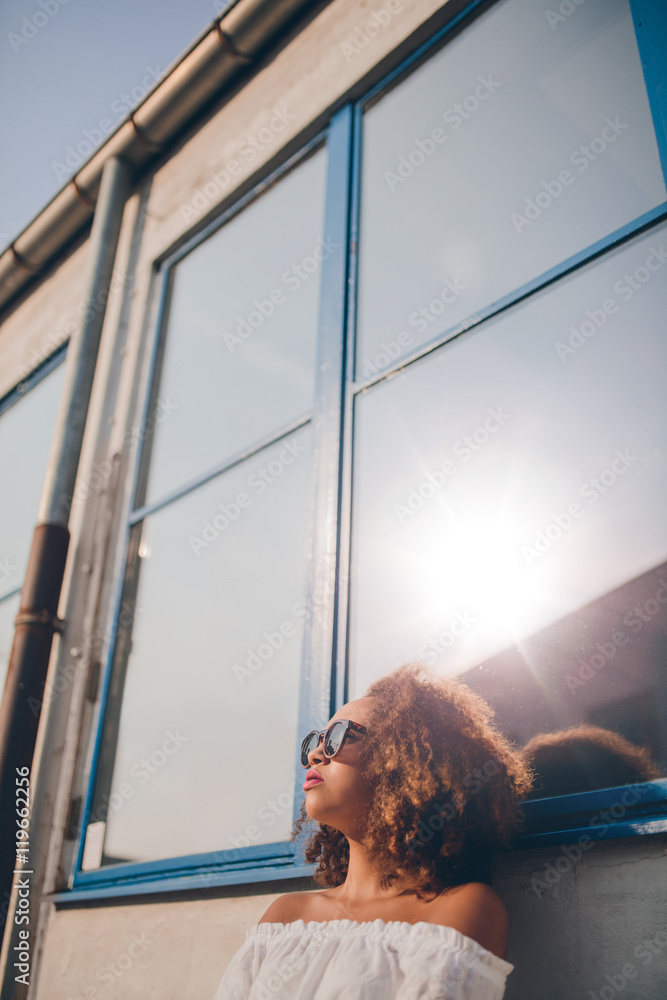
[349,221,667,790]
[145,148,327,504]
[0,593,21,695]
[357,0,666,377]
[98,426,312,865]
[0,362,66,599]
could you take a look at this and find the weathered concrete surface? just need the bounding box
[34,835,667,999]
[495,832,667,1000]
[34,880,314,1000]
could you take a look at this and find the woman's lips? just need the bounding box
[303,770,324,790]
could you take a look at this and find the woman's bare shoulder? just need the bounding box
[257,890,318,925]
[427,882,509,961]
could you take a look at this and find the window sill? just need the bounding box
[513,779,667,848]
[53,781,667,903]
[52,861,317,904]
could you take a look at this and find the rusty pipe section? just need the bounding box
[0,0,322,315]
[0,155,130,998]
[0,524,69,965]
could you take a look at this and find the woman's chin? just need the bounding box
[306,801,338,828]
[305,802,324,823]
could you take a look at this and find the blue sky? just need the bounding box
[0,0,231,251]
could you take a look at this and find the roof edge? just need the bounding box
[0,0,325,317]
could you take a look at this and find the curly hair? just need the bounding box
[520,724,662,798]
[291,662,535,898]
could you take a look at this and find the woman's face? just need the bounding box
[302,696,376,839]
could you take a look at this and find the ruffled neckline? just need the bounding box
[250,918,514,975]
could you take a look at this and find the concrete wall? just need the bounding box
[496,832,667,1000]
[34,882,304,1000]
[34,833,667,999]
[1,0,665,998]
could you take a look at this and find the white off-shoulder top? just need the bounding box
[213,918,514,1000]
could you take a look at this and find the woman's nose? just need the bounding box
[307,734,325,766]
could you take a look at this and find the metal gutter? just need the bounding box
[0,0,325,316]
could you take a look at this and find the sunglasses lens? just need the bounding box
[301,732,319,767]
[302,721,355,766]
[324,721,347,758]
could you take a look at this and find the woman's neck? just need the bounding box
[327,838,415,907]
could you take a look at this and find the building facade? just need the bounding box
[0,0,666,997]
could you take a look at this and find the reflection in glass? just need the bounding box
[349,221,667,788]
[145,148,327,503]
[519,715,663,800]
[0,362,66,599]
[357,0,666,376]
[99,427,313,865]
[0,593,21,695]
[462,558,667,798]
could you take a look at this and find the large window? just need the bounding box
[356,0,665,373]
[79,144,329,876]
[349,223,667,778]
[0,355,67,690]
[75,0,667,893]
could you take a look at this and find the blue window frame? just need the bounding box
[65,0,667,902]
[71,119,353,896]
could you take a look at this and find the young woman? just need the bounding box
[214,663,534,999]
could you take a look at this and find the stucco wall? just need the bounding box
[495,832,667,1000]
[34,834,667,999]
[33,882,304,1000]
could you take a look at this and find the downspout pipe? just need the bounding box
[0,156,130,996]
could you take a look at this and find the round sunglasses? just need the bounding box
[300,719,367,768]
